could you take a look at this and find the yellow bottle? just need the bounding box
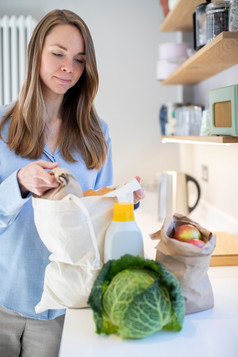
[104,202,144,262]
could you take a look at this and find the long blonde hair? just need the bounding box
[0,9,107,169]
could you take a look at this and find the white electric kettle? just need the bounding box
[157,171,201,221]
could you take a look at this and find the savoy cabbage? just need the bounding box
[87,254,185,339]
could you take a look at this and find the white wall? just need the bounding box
[1,0,180,185]
[180,65,238,227]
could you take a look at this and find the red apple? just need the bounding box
[174,224,202,241]
[186,239,205,248]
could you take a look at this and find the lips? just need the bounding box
[55,76,71,84]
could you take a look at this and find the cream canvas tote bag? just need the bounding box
[32,168,141,313]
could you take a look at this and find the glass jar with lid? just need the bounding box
[193,1,211,51]
[229,0,238,31]
[206,1,230,42]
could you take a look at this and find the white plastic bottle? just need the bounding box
[104,202,144,262]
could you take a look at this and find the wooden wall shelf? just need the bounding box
[160,0,201,32]
[161,32,238,85]
[161,135,238,144]
[160,0,221,32]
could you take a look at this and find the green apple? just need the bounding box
[174,224,202,241]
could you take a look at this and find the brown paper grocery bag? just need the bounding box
[150,213,216,314]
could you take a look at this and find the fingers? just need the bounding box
[134,176,145,205]
[35,160,59,170]
[34,162,59,185]
[134,189,145,205]
[136,189,145,200]
[17,161,60,197]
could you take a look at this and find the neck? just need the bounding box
[41,84,64,120]
[44,97,63,122]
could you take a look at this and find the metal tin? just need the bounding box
[209,85,238,136]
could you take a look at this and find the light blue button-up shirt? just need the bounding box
[0,104,113,320]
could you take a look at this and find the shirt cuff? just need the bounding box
[0,170,31,214]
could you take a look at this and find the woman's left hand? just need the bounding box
[134,176,145,205]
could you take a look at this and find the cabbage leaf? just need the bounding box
[87,254,185,339]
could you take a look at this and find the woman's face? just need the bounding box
[40,24,86,98]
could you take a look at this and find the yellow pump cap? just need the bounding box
[112,202,135,222]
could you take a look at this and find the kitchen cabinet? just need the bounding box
[159,1,238,145]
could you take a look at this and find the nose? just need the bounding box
[61,58,73,73]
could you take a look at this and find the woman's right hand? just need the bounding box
[17,160,60,197]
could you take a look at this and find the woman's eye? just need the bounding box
[52,53,63,57]
[75,58,85,64]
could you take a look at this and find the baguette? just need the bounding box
[83,187,116,197]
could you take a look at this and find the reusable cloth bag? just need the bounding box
[150,213,216,314]
[32,168,141,313]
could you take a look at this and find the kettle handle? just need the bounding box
[185,174,201,213]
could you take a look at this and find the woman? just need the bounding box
[0,9,144,357]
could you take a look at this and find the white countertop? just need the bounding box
[59,201,238,357]
[59,266,238,357]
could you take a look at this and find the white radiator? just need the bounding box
[0,15,37,106]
